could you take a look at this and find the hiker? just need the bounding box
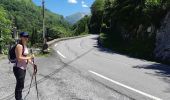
[13,32,36,100]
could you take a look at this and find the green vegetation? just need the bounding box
[89,0,105,34]
[0,6,12,54]
[0,0,88,54]
[2,0,168,61]
[72,15,90,35]
[0,0,91,55]
[89,0,170,59]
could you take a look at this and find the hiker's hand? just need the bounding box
[31,54,35,59]
[27,54,34,60]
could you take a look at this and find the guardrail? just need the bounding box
[47,35,89,47]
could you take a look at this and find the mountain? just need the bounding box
[0,0,72,41]
[65,12,89,24]
[0,0,88,53]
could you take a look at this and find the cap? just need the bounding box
[19,32,29,37]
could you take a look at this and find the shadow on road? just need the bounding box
[91,35,170,93]
[91,36,149,63]
[133,64,170,93]
[91,36,117,54]
[133,64,170,77]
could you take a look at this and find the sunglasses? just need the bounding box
[22,36,29,38]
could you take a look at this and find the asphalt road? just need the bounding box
[0,35,131,100]
[54,35,170,100]
[1,35,170,100]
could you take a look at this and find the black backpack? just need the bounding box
[8,43,24,63]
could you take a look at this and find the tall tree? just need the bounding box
[89,0,105,34]
[90,0,169,58]
[0,6,11,54]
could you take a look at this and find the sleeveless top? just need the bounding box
[14,44,29,70]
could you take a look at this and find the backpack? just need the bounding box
[8,43,24,63]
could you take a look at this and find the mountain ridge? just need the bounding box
[65,12,89,24]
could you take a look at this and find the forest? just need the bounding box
[89,0,170,60]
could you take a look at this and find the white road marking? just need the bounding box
[57,51,66,58]
[89,70,162,100]
[55,44,58,47]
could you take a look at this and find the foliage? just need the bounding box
[72,15,90,35]
[0,6,12,54]
[90,0,169,59]
[0,0,73,53]
[89,0,105,34]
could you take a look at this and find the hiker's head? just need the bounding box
[19,32,29,44]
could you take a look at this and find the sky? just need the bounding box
[32,0,95,17]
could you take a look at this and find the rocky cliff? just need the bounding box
[155,11,170,63]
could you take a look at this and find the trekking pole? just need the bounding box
[24,49,39,100]
[31,49,39,100]
[24,72,34,100]
[24,49,34,100]
[34,67,39,100]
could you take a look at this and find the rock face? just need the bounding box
[155,11,170,63]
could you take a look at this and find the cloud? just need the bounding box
[68,0,78,4]
[81,1,88,8]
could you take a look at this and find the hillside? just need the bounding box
[65,12,89,24]
[0,0,72,48]
[89,0,170,63]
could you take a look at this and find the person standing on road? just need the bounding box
[13,32,35,100]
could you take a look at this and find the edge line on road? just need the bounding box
[57,51,66,58]
[89,70,162,100]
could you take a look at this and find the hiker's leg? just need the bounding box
[13,67,26,100]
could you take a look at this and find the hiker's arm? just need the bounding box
[15,45,32,62]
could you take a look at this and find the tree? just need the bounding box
[90,0,169,59]
[0,6,11,54]
[73,15,90,35]
[89,0,105,34]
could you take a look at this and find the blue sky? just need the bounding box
[32,0,95,17]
